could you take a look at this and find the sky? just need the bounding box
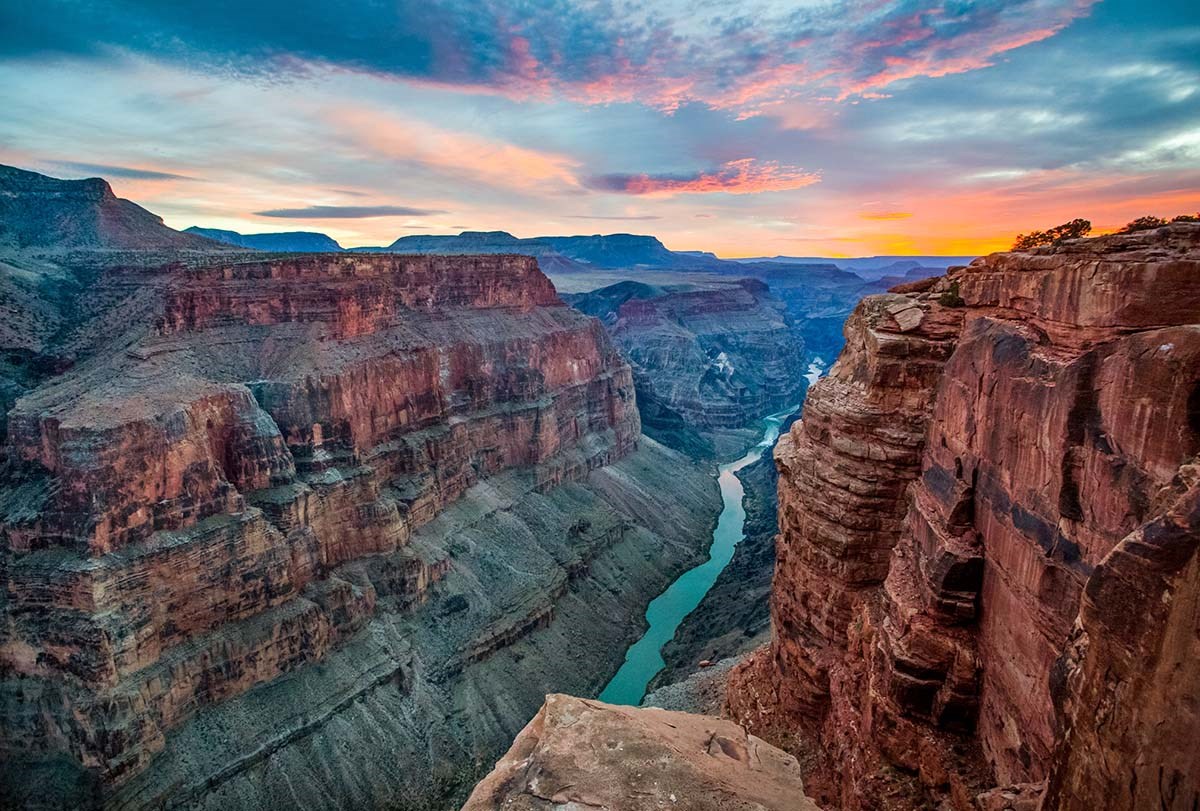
[1,0,1198,257]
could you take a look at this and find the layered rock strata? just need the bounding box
[0,252,723,809]
[729,223,1200,809]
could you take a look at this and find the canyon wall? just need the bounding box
[567,278,805,458]
[729,223,1200,809]
[0,251,723,809]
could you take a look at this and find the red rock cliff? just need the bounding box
[729,223,1200,810]
[0,253,640,794]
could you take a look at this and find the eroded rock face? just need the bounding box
[567,278,805,457]
[461,694,821,811]
[729,223,1200,810]
[0,251,682,808]
[1043,463,1200,811]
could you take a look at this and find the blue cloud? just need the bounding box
[48,160,194,180]
[0,0,1100,110]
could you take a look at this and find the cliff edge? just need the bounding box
[728,222,1200,809]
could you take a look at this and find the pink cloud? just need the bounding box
[586,158,820,197]
[494,1,1100,115]
[329,106,581,192]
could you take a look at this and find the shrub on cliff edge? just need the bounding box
[938,280,965,308]
[1012,218,1091,250]
[1117,216,1169,233]
[1116,213,1199,233]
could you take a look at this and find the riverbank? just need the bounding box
[598,408,795,706]
[647,445,782,692]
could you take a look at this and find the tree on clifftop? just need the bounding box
[1116,213,1198,233]
[1117,215,1169,233]
[1012,218,1091,250]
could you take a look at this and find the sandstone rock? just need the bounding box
[461,694,821,811]
[729,223,1200,810]
[974,782,1044,811]
[0,249,663,807]
[1042,463,1200,811]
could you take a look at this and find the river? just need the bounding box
[598,406,797,706]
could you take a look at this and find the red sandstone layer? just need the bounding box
[0,253,639,789]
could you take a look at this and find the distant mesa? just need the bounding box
[0,164,223,251]
[179,217,978,279]
[374,230,723,271]
[184,227,344,252]
[733,253,977,280]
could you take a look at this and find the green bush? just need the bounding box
[1171,213,1200,223]
[1117,215,1168,233]
[938,280,965,308]
[1012,218,1091,250]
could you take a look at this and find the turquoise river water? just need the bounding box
[599,406,796,705]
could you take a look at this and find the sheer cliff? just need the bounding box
[0,248,722,810]
[465,223,1199,811]
[728,222,1200,810]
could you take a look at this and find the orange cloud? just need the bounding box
[330,106,581,192]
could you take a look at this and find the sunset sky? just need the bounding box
[1,0,1197,256]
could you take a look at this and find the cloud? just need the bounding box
[585,159,818,196]
[331,105,581,193]
[860,211,912,220]
[0,0,1192,258]
[0,0,1098,114]
[48,160,193,181]
[564,214,661,220]
[256,204,445,218]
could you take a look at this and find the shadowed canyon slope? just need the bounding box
[0,168,726,810]
[0,166,222,252]
[727,222,1200,810]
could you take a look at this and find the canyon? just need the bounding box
[0,167,728,810]
[471,222,1200,810]
[10,162,1195,811]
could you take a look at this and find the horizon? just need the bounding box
[2,1,1198,255]
[184,218,974,260]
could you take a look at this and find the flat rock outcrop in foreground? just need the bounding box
[729,222,1200,810]
[461,694,820,811]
